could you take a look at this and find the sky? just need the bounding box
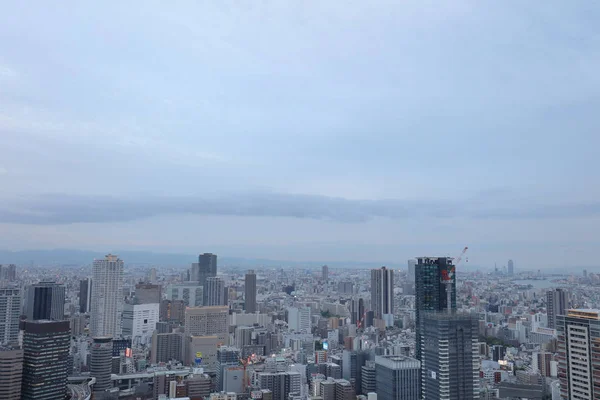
[1,1,599,268]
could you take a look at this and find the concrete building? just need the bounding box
[322,265,329,283]
[79,278,92,313]
[91,254,124,337]
[361,361,376,395]
[185,335,222,368]
[415,257,456,360]
[507,260,514,275]
[371,267,394,326]
[0,288,21,345]
[407,259,416,283]
[374,355,420,400]
[223,366,245,393]
[206,277,226,306]
[244,270,257,313]
[90,336,114,396]
[217,347,241,391]
[547,288,569,329]
[26,281,65,321]
[0,264,16,282]
[135,283,162,304]
[166,283,204,307]
[557,309,600,400]
[421,312,479,400]
[193,253,217,304]
[257,371,301,400]
[21,320,71,400]
[185,306,229,340]
[0,346,23,400]
[122,303,160,343]
[151,331,183,364]
[288,306,311,333]
[160,299,186,323]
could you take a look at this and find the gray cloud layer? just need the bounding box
[1,193,598,225]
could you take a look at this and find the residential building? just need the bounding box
[90,254,124,337]
[151,331,183,364]
[547,288,569,329]
[0,288,21,344]
[371,267,394,326]
[257,371,301,400]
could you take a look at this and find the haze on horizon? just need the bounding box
[1,1,599,269]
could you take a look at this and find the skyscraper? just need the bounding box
[151,331,183,364]
[90,336,114,396]
[91,254,124,337]
[547,288,569,329]
[350,297,365,326]
[375,355,421,400]
[245,270,257,313]
[122,303,160,341]
[287,306,311,333]
[79,278,92,313]
[507,260,514,276]
[184,306,229,342]
[134,283,161,305]
[26,281,65,321]
[322,265,329,283]
[557,309,600,400]
[21,320,70,400]
[421,312,479,400]
[370,266,394,326]
[407,259,416,283]
[205,277,226,306]
[415,257,456,359]
[0,264,17,282]
[0,288,21,345]
[0,346,23,400]
[196,253,217,304]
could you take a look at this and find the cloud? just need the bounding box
[0,192,599,225]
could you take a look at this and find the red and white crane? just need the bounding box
[442,246,468,313]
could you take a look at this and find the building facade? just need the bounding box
[547,288,569,329]
[206,277,226,306]
[79,278,92,313]
[122,303,160,343]
[0,346,23,400]
[91,254,124,337]
[375,355,420,400]
[245,270,257,313]
[0,288,21,345]
[26,281,65,321]
[134,283,161,305]
[90,336,114,395]
[371,267,394,325]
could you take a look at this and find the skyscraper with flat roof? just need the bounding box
[0,288,21,345]
[507,260,514,276]
[547,288,569,329]
[91,254,124,337]
[322,265,329,282]
[26,281,65,321]
[194,253,217,304]
[375,355,420,400]
[90,336,114,396]
[370,267,394,326]
[245,270,257,313]
[415,257,456,360]
[79,278,92,313]
[0,346,23,400]
[206,277,226,306]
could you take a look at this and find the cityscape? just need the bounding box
[1,252,599,399]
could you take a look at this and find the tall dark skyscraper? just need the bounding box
[205,277,226,306]
[26,282,66,321]
[245,270,257,313]
[415,257,456,360]
[79,278,92,313]
[507,259,514,276]
[21,320,70,400]
[370,267,394,326]
[351,297,365,326]
[421,312,479,400]
[322,265,329,282]
[193,253,217,304]
[547,288,569,329]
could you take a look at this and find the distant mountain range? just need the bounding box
[0,248,404,269]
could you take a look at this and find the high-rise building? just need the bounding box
[407,259,416,283]
[26,281,65,321]
[205,277,226,306]
[185,306,229,341]
[288,306,311,333]
[0,288,21,345]
[160,299,186,324]
[0,264,17,282]
[415,257,456,360]
[90,336,113,395]
[421,312,479,400]
[134,283,161,305]
[361,361,376,395]
[0,346,23,400]
[557,309,600,400]
[342,349,371,395]
[350,297,365,327]
[258,371,301,400]
[322,265,329,283]
[91,254,124,337]
[547,288,569,329]
[507,260,514,276]
[151,331,183,364]
[245,270,257,313]
[371,267,394,326]
[375,355,420,400]
[216,346,241,391]
[79,278,92,313]
[122,303,160,341]
[194,253,217,304]
[166,282,204,307]
[532,351,553,378]
[149,267,157,282]
[21,320,70,400]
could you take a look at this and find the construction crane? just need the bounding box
[441,246,468,313]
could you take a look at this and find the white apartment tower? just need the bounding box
[91,254,124,337]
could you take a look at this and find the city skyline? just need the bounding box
[0,2,599,268]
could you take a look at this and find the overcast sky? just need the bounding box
[1,1,599,268]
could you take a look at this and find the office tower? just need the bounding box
[134,283,161,304]
[374,355,420,400]
[90,336,113,396]
[149,267,157,282]
[408,259,416,283]
[235,326,253,348]
[0,346,23,400]
[370,266,394,326]
[335,379,354,400]
[342,349,371,394]
[160,299,186,323]
[151,331,183,363]
[0,264,17,282]
[166,283,204,307]
[507,260,514,276]
[415,257,456,360]
[186,373,212,399]
[185,306,229,340]
[26,281,66,321]
[91,254,124,337]
[245,270,257,313]
[322,265,329,282]
[361,361,376,395]
[288,306,312,333]
[258,371,301,399]
[216,346,241,391]
[421,312,479,400]
[21,320,70,400]
[206,277,226,306]
[122,303,160,341]
[194,253,217,304]
[351,297,365,326]
[79,278,92,313]
[547,288,569,329]
[0,288,21,345]
[557,309,600,400]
